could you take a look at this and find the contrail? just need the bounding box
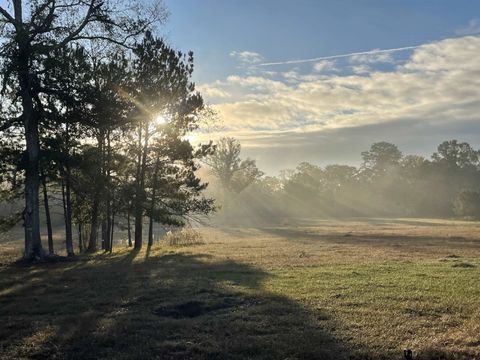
[257,45,420,66]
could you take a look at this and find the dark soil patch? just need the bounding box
[153,297,241,318]
[451,262,476,268]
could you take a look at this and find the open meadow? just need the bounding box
[1,218,479,359]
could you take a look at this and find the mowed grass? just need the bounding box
[0,218,479,359]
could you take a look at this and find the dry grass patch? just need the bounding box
[165,228,205,247]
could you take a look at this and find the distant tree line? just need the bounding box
[207,139,480,223]
[0,0,215,260]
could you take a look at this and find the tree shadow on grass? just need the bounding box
[0,248,362,360]
[1,246,479,359]
[258,226,480,250]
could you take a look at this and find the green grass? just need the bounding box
[0,219,479,359]
[265,261,480,358]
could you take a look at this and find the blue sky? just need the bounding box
[162,1,480,173]
[164,1,479,82]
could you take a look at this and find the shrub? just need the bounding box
[165,228,204,247]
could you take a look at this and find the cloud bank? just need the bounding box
[199,35,480,173]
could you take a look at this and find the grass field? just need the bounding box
[1,218,479,359]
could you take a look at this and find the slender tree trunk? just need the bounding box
[87,196,99,252]
[78,222,83,253]
[87,99,104,253]
[134,200,143,249]
[110,205,115,253]
[64,168,74,256]
[99,132,107,251]
[127,212,132,247]
[105,130,112,252]
[16,6,43,259]
[134,126,143,249]
[134,124,149,249]
[105,198,111,252]
[61,177,67,236]
[148,216,154,247]
[148,157,160,247]
[109,185,115,252]
[87,134,102,253]
[41,174,54,255]
[101,221,106,250]
[63,121,74,256]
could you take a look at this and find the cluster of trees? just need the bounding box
[0,0,215,260]
[208,139,480,224]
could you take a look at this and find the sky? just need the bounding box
[162,0,480,174]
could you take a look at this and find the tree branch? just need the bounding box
[71,35,136,50]
[57,0,99,48]
[0,6,15,25]
[0,116,22,132]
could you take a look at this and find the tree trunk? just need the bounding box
[16,9,43,259]
[109,186,115,253]
[110,205,115,252]
[64,168,74,256]
[105,130,112,252]
[127,212,132,247]
[134,124,149,249]
[134,126,143,249]
[87,196,99,252]
[64,123,74,256]
[41,173,54,255]
[101,221,106,250]
[87,132,106,253]
[148,216,154,247]
[106,202,111,251]
[134,203,143,249]
[78,222,83,253]
[148,156,160,247]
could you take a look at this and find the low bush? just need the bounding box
[165,228,204,247]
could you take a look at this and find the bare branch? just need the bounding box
[0,6,15,25]
[0,116,22,132]
[71,35,136,50]
[30,0,57,36]
[57,0,99,48]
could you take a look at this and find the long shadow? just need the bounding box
[1,248,478,359]
[258,227,480,249]
[0,249,360,360]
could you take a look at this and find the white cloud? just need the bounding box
[229,50,264,64]
[226,75,288,92]
[200,35,480,169]
[349,50,394,64]
[456,18,480,36]
[313,60,337,73]
[351,64,371,74]
[197,84,230,99]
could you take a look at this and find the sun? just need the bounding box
[154,115,167,125]
[184,133,197,143]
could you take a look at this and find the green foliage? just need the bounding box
[453,191,480,218]
[206,137,264,193]
[433,140,479,168]
[361,141,402,177]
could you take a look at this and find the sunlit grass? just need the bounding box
[1,218,479,359]
[264,260,480,356]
